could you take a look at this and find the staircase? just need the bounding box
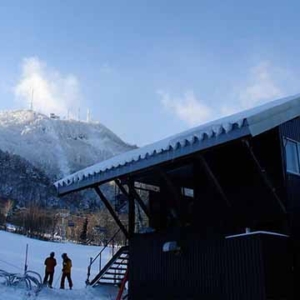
[89,246,129,287]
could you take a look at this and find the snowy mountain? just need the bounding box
[0,110,135,179]
[0,110,136,208]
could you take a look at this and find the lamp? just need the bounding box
[162,241,180,252]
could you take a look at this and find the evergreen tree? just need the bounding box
[80,217,88,243]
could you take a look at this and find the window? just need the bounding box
[181,187,194,198]
[285,138,300,174]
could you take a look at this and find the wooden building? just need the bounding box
[55,94,300,299]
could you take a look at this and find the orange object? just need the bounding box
[116,269,128,300]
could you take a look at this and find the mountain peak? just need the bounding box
[0,109,136,179]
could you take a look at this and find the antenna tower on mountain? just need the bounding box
[30,89,34,111]
[87,109,91,123]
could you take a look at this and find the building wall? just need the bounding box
[279,117,300,237]
[129,125,293,300]
[129,232,291,300]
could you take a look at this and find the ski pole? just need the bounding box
[24,244,28,274]
[54,272,62,288]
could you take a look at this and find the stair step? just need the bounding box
[113,262,128,265]
[105,271,126,275]
[102,272,125,276]
[99,281,123,284]
[98,281,122,285]
[103,275,125,278]
[101,275,125,279]
[119,259,128,262]
[109,267,127,271]
[108,266,127,270]
[94,281,119,286]
[100,276,124,281]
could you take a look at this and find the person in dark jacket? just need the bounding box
[60,253,73,290]
[43,251,57,288]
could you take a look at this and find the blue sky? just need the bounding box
[1,0,300,146]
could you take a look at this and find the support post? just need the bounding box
[157,168,181,220]
[196,155,231,207]
[115,179,150,218]
[128,179,135,238]
[94,186,129,239]
[242,139,286,214]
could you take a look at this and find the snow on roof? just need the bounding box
[55,94,300,195]
[225,231,289,239]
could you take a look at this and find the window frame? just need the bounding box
[284,137,300,176]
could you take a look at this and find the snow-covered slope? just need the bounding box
[0,110,135,179]
[0,230,119,299]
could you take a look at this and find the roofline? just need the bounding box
[56,125,250,196]
[247,94,300,136]
[55,93,300,196]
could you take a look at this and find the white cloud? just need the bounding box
[219,62,284,116]
[158,90,213,126]
[159,62,286,127]
[14,57,81,116]
[238,62,283,109]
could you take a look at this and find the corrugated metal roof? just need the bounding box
[55,94,300,195]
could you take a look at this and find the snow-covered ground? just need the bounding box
[0,230,120,299]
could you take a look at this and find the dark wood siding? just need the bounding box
[129,232,290,300]
[280,117,300,141]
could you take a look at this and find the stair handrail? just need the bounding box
[86,227,126,285]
